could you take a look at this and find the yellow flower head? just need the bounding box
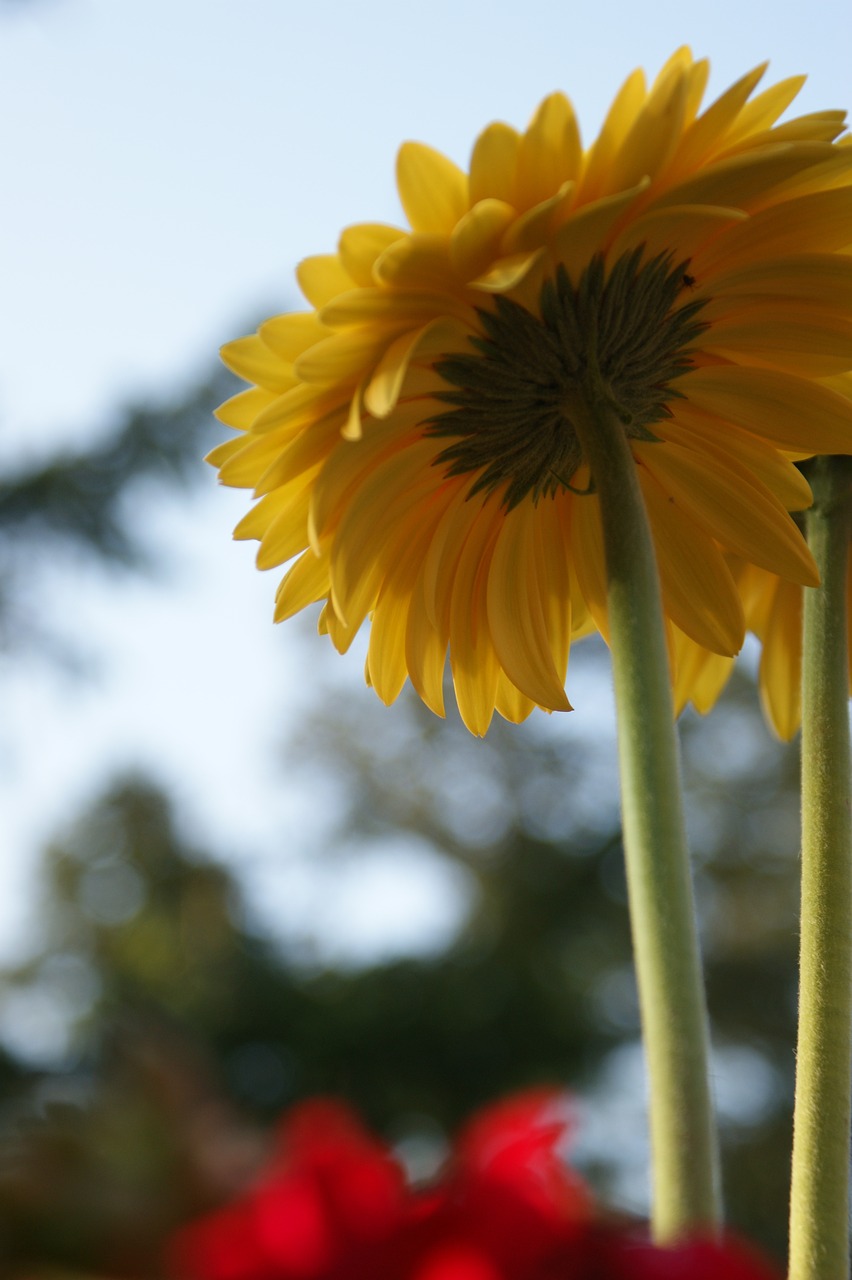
[212,49,852,734]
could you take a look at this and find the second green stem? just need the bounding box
[789,455,852,1280]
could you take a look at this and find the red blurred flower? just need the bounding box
[167,1099,406,1280]
[168,1091,588,1280]
[583,1229,783,1280]
[390,1090,591,1280]
[166,1092,781,1280]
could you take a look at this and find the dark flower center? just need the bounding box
[427,249,708,509]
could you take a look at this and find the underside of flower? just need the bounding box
[212,49,852,734]
[430,251,708,508]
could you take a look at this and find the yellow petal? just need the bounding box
[296,255,354,307]
[486,500,572,711]
[660,409,813,511]
[205,435,246,472]
[708,254,852,311]
[448,503,502,736]
[367,512,441,705]
[635,439,819,586]
[652,47,696,92]
[696,185,852,273]
[366,594,411,705]
[581,68,647,201]
[320,287,472,330]
[220,335,294,392]
[689,652,735,715]
[702,306,852,377]
[758,577,803,740]
[824,371,852,400]
[515,92,582,210]
[501,181,576,255]
[405,567,448,718]
[570,493,609,641]
[552,181,650,279]
[671,627,735,716]
[373,232,459,289]
[218,421,318,490]
[725,76,807,143]
[607,62,689,191]
[233,488,292,542]
[422,484,483,633]
[470,249,544,293]
[252,472,320,570]
[308,409,417,546]
[254,384,344,435]
[495,674,537,724]
[215,430,296,490]
[364,321,446,419]
[338,223,406,285]
[449,198,517,279]
[396,141,469,234]
[469,121,521,205]
[745,112,849,147]
[273,547,330,621]
[214,387,280,431]
[736,561,773,634]
[671,64,767,176]
[294,326,396,387]
[395,365,449,402]
[680,365,852,454]
[254,408,346,497]
[259,313,330,361]
[610,202,747,263]
[655,143,839,214]
[538,495,575,693]
[330,441,443,633]
[317,595,364,653]
[340,382,364,443]
[638,465,744,655]
[665,50,709,130]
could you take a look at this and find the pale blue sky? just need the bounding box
[3,0,851,454]
[0,0,849,1047]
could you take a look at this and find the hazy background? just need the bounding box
[2,0,849,957]
[1,0,849,1272]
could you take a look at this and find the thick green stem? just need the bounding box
[572,389,721,1238]
[789,456,852,1280]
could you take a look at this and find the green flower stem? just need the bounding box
[572,386,721,1239]
[789,456,852,1280]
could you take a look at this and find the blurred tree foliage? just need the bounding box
[0,676,800,1273]
[0,364,802,1272]
[0,368,230,654]
[0,371,229,563]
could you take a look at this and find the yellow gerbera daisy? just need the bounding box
[212,48,852,735]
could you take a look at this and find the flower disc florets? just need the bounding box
[429,251,708,508]
[212,49,852,734]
